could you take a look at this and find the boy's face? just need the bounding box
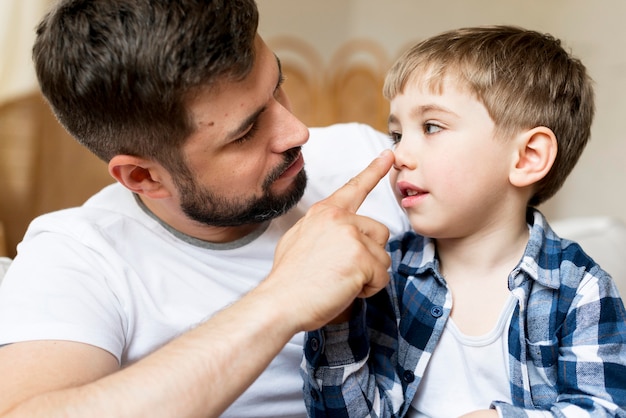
[388,77,519,239]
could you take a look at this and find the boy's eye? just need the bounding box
[389,131,402,144]
[424,123,442,134]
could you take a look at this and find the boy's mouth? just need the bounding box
[398,182,427,198]
[397,181,429,208]
[404,189,424,197]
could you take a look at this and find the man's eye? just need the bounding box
[274,74,286,98]
[235,123,260,144]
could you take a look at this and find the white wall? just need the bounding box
[258,0,626,225]
[0,0,50,104]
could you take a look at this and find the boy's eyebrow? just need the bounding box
[411,104,457,117]
[388,104,459,126]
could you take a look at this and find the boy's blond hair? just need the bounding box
[383,25,595,206]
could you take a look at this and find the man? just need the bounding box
[0,0,408,417]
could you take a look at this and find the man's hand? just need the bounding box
[263,150,395,332]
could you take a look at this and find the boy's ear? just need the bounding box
[108,155,173,199]
[509,126,557,188]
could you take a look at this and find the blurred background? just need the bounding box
[1,0,625,257]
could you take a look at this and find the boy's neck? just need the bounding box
[436,210,530,336]
[436,214,530,283]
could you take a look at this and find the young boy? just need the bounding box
[302,26,626,417]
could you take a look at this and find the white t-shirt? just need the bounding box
[408,294,516,418]
[0,123,409,418]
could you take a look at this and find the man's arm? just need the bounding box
[0,151,395,418]
[0,296,291,418]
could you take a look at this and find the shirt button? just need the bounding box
[403,370,415,383]
[309,337,319,352]
[430,305,443,318]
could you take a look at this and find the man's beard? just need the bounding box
[175,148,307,227]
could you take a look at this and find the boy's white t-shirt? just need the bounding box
[0,123,409,418]
[408,294,516,418]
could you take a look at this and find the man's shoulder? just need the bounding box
[24,183,143,242]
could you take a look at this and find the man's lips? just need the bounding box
[278,151,304,180]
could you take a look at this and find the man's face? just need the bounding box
[174,36,309,227]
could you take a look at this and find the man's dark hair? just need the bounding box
[33,0,259,172]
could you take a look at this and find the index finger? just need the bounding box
[325,149,395,213]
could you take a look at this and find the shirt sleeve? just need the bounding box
[301,294,408,418]
[0,227,127,361]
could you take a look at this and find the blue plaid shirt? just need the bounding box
[302,210,626,417]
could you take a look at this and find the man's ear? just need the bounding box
[108,155,173,199]
[509,126,557,188]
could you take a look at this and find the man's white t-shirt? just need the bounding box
[0,123,409,418]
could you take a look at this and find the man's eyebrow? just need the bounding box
[226,106,265,141]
